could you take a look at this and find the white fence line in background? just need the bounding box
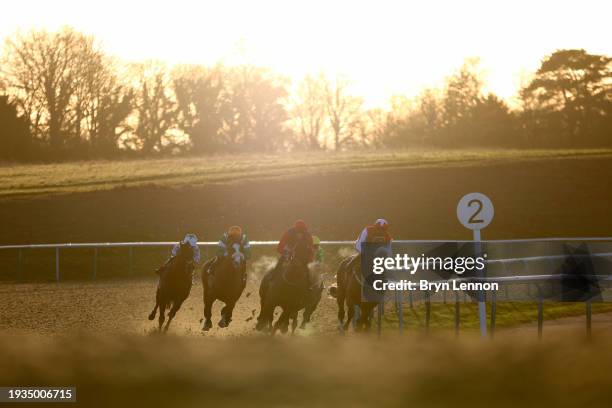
[1,237,612,283]
[1,236,612,251]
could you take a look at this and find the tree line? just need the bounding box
[0,28,610,162]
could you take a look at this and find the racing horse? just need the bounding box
[201,242,247,331]
[256,239,312,334]
[334,254,380,332]
[288,266,325,332]
[148,241,194,332]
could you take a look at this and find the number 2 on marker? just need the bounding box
[467,199,484,224]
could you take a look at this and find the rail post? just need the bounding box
[454,291,460,337]
[425,290,431,334]
[17,249,23,281]
[55,247,60,282]
[92,248,98,280]
[490,290,497,338]
[395,291,404,335]
[377,302,383,339]
[128,247,134,275]
[586,301,592,340]
[502,262,510,300]
[537,285,544,340]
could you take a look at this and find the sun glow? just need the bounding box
[1,0,610,107]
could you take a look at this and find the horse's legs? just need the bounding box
[303,290,322,329]
[273,309,290,334]
[358,304,375,332]
[219,301,236,328]
[149,288,160,320]
[302,306,313,329]
[164,301,182,332]
[343,301,354,332]
[148,302,158,320]
[158,302,166,331]
[203,297,214,331]
[291,311,299,333]
[337,299,346,332]
[256,297,274,332]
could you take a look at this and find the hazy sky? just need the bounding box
[1,0,610,107]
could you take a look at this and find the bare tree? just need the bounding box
[2,28,133,157]
[132,62,178,154]
[173,64,226,153]
[442,58,483,128]
[323,76,363,150]
[2,28,99,151]
[222,65,289,151]
[292,73,327,150]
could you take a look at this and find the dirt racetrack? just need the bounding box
[0,277,342,337]
[3,277,612,340]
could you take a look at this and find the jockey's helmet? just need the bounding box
[313,236,321,246]
[374,218,389,230]
[228,225,242,239]
[183,233,198,246]
[294,219,308,232]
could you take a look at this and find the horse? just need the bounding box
[334,254,379,332]
[256,239,312,334]
[201,242,246,331]
[148,241,194,332]
[288,265,324,332]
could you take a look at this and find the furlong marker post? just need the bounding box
[457,192,494,338]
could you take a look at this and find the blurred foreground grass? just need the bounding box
[2,148,612,198]
[1,333,611,407]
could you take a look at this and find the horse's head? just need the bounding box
[177,241,194,263]
[290,238,311,266]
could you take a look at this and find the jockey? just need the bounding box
[217,225,251,260]
[345,219,392,271]
[156,233,200,276]
[355,218,392,254]
[172,233,201,263]
[205,226,250,284]
[261,220,315,293]
[277,219,315,262]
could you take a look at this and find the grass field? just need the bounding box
[2,148,612,198]
[2,150,612,248]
